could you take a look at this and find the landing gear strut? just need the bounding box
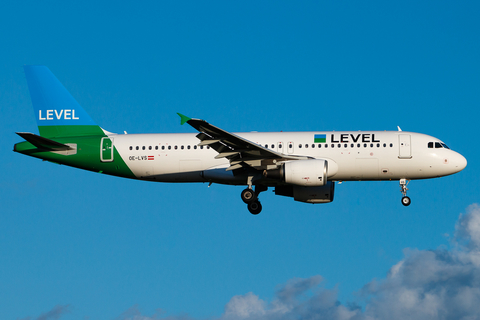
[241,181,267,215]
[400,179,411,206]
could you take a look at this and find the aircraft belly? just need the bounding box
[354,158,379,179]
[330,156,431,181]
[154,171,205,182]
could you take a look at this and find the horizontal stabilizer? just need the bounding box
[16,132,72,151]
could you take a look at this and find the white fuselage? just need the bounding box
[109,131,467,185]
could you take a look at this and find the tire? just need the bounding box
[248,201,262,215]
[241,188,257,204]
[401,196,411,206]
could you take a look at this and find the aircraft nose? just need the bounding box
[452,152,467,173]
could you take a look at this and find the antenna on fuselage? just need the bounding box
[397,126,402,131]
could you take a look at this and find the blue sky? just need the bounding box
[1,1,479,319]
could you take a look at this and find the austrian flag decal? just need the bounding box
[148,155,154,160]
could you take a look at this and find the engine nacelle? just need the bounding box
[264,159,328,186]
[275,182,335,204]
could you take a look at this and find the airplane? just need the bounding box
[14,66,467,214]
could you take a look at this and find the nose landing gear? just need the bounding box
[400,179,411,206]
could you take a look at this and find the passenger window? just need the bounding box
[200,146,204,149]
[129,146,132,150]
[194,145,197,149]
[174,146,178,150]
[344,144,347,148]
[318,144,322,148]
[351,144,354,148]
[187,145,191,149]
[312,144,315,148]
[149,146,152,150]
[168,146,171,150]
[390,143,393,147]
[289,144,293,148]
[331,144,335,148]
[305,144,308,148]
[271,144,274,148]
[142,146,145,150]
[265,144,268,148]
[155,146,158,150]
[181,145,184,150]
[338,144,341,148]
[364,144,367,148]
[162,146,165,150]
[325,144,328,148]
[383,143,386,147]
[299,144,302,148]
[377,143,380,147]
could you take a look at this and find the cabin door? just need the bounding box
[100,137,114,162]
[398,134,412,159]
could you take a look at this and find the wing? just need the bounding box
[178,113,309,171]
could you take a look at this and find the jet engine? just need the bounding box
[275,182,335,203]
[264,159,328,186]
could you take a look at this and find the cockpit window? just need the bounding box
[429,141,450,149]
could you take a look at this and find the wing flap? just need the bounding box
[178,114,310,170]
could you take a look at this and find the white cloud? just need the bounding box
[362,203,480,320]
[455,204,480,252]
[212,203,480,320]
[26,204,480,320]
[223,292,267,319]
[218,276,361,320]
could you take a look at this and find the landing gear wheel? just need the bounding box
[241,188,257,204]
[399,179,411,207]
[248,201,262,215]
[401,196,411,206]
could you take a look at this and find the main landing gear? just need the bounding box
[400,179,411,206]
[241,184,268,215]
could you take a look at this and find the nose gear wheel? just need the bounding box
[400,179,411,206]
